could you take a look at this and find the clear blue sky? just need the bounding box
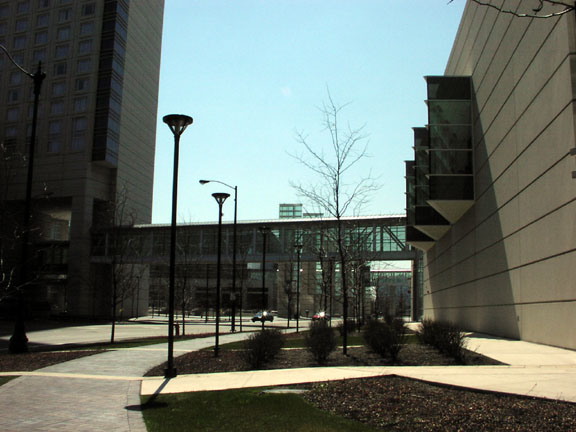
[152,0,466,224]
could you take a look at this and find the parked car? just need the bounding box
[251,311,274,322]
[312,311,330,321]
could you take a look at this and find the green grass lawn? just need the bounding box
[0,376,17,387]
[142,388,379,432]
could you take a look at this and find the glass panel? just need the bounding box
[429,150,473,175]
[428,101,471,125]
[413,127,428,148]
[415,185,429,206]
[429,175,474,200]
[429,124,472,150]
[415,148,428,169]
[426,76,471,100]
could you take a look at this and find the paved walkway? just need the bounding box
[0,325,576,431]
[0,332,251,431]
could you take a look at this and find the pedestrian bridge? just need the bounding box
[91,214,417,264]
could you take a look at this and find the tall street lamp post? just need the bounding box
[259,226,270,330]
[295,244,302,333]
[212,192,229,357]
[1,45,46,354]
[163,114,193,378]
[199,180,238,331]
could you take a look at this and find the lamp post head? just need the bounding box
[212,192,230,206]
[199,180,210,185]
[259,226,270,235]
[163,114,193,137]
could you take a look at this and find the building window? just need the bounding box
[47,139,61,153]
[0,22,7,36]
[75,78,89,92]
[71,136,85,151]
[36,14,49,28]
[58,8,71,22]
[6,126,18,137]
[82,3,95,16]
[80,21,94,36]
[15,18,28,32]
[56,27,70,41]
[49,223,61,240]
[54,44,69,59]
[52,82,65,97]
[6,108,19,122]
[35,31,48,45]
[10,72,22,85]
[50,100,64,115]
[17,2,30,15]
[38,0,50,8]
[13,35,26,50]
[49,120,62,134]
[78,39,92,54]
[8,89,19,103]
[77,58,91,74]
[33,49,46,63]
[0,5,9,19]
[73,97,88,112]
[12,53,24,66]
[72,117,87,132]
[53,62,67,76]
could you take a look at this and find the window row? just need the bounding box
[0,17,94,36]
[8,34,94,53]
[0,1,95,18]
[5,78,90,103]
[5,115,88,135]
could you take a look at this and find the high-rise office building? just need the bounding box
[0,0,165,317]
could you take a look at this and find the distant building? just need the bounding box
[0,0,165,317]
[279,203,302,219]
[279,203,323,219]
[405,1,576,350]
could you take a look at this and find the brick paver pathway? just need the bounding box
[0,333,250,431]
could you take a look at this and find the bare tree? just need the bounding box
[450,0,574,18]
[0,144,48,306]
[0,143,23,304]
[290,91,379,354]
[174,227,202,336]
[96,186,145,343]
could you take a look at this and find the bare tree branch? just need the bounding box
[449,0,574,18]
[289,90,381,354]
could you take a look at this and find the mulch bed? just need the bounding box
[145,341,576,431]
[144,343,501,376]
[304,375,576,431]
[0,350,105,372]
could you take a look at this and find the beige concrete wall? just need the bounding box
[423,0,576,349]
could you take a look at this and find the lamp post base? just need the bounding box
[164,367,177,378]
[9,319,28,354]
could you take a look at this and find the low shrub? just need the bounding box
[336,320,358,336]
[306,321,337,365]
[419,318,467,362]
[241,329,284,369]
[362,319,406,363]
